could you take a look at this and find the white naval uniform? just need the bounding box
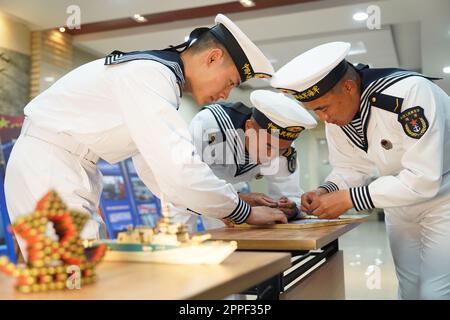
[319,65,450,299]
[172,102,302,230]
[5,50,251,252]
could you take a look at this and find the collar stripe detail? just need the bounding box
[340,71,419,151]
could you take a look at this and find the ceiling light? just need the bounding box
[44,76,55,83]
[59,27,66,33]
[443,66,450,74]
[353,12,368,21]
[240,0,255,8]
[132,14,148,23]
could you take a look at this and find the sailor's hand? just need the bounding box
[277,197,298,219]
[221,218,234,227]
[246,206,288,225]
[239,192,278,207]
[309,190,353,219]
[300,188,328,214]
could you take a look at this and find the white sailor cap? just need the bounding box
[270,42,351,102]
[250,90,317,141]
[211,14,274,82]
[180,14,273,83]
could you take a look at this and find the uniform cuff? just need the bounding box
[350,186,375,211]
[225,198,251,224]
[318,181,339,193]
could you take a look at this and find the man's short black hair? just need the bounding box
[331,64,360,94]
[187,31,227,54]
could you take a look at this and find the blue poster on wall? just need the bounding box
[0,166,16,262]
[0,115,23,261]
[97,160,138,239]
[124,159,161,227]
[0,115,23,168]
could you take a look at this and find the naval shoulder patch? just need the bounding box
[282,147,297,173]
[398,106,428,139]
[369,92,404,114]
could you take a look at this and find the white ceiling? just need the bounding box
[0,0,236,29]
[1,0,449,100]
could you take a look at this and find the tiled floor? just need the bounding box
[340,214,398,299]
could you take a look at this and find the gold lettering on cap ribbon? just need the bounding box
[242,63,253,80]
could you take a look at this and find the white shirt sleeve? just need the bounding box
[265,155,302,206]
[111,61,250,223]
[365,77,447,209]
[188,108,219,165]
[131,154,162,198]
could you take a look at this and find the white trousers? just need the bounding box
[385,189,450,300]
[4,135,106,255]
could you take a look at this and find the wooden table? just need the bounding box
[204,223,361,251]
[200,222,363,298]
[0,251,290,300]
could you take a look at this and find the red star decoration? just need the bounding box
[0,191,106,293]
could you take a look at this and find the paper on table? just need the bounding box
[290,217,343,224]
[234,214,369,229]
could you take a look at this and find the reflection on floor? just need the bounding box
[340,214,398,299]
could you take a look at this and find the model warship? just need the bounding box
[89,195,237,265]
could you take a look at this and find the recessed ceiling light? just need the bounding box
[443,66,450,74]
[240,0,255,8]
[353,12,368,21]
[44,76,55,83]
[59,27,66,33]
[132,14,147,23]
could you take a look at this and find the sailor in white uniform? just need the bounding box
[5,14,288,256]
[173,90,317,230]
[271,42,450,299]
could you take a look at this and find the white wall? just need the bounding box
[73,46,101,68]
[0,11,30,55]
[0,11,31,115]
